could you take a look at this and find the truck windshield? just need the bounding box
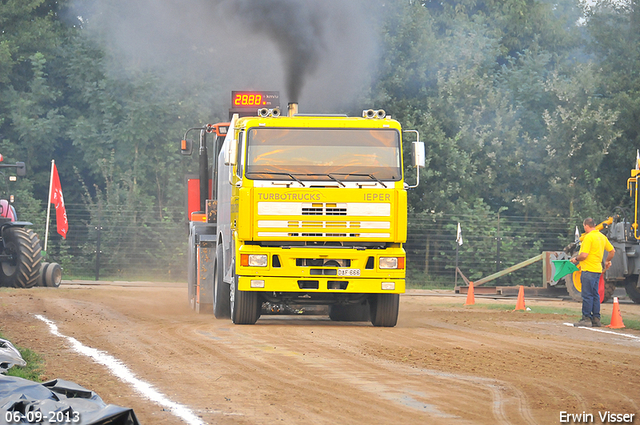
[245,128,402,181]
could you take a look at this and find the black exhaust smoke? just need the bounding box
[223,0,328,103]
[71,0,381,112]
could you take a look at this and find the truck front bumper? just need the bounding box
[237,276,405,294]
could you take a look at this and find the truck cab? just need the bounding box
[183,97,424,326]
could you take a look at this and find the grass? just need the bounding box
[61,272,186,282]
[406,277,455,290]
[0,332,44,382]
[457,303,640,330]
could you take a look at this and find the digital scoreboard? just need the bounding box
[230,91,280,118]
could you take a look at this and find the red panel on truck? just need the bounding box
[186,178,212,221]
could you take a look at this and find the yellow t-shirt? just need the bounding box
[579,230,614,273]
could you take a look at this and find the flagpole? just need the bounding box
[44,160,55,253]
[455,222,462,286]
[455,241,459,286]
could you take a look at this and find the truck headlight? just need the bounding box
[241,254,268,267]
[379,257,405,269]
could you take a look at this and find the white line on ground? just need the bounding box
[563,323,640,340]
[34,314,205,425]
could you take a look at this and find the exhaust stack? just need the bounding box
[288,102,299,117]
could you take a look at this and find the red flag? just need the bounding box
[50,164,68,238]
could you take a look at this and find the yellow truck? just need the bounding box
[182,92,424,326]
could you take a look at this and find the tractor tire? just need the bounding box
[213,244,230,319]
[369,293,399,327]
[602,279,615,304]
[0,227,42,288]
[37,262,49,287]
[566,270,616,303]
[44,262,62,288]
[329,302,370,322]
[564,270,582,302]
[624,275,640,304]
[230,274,261,325]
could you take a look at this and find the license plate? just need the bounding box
[338,269,360,276]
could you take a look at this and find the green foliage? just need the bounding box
[0,0,638,280]
[0,333,44,382]
[583,0,640,210]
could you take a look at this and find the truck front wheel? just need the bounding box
[0,227,42,288]
[369,293,399,327]
[230,275,261,325]
[213,244,230,319]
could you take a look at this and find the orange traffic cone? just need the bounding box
[464,282,475,306]
[606,297,625,329]
[514,285,526,311]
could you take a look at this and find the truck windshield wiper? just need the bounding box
[326,174,346,187]
[283,173,346,187]
[329,173,387,188]
[365,174,387,188]
[245,172,306,187]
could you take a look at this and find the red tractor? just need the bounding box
[0,155,61,288]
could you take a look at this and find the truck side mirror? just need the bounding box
[403,129,423,189]
[224,114,239,166]
[413,142,425,168]
[180,139,194,156]
[225,139,238,166]
[15,162,26,177]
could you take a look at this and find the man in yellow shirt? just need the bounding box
[571,218,615,327]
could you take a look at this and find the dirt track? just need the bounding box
[1,282,639,424]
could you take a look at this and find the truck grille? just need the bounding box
[258,202,390,217]
[257,201,392,239]
[302,204,347,216]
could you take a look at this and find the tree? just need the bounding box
[585,0,640,212]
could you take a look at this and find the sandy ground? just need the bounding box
[1,282,639,425]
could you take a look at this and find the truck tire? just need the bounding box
[44,262,62,288]
[187,228,197,310]
[230,274,261,325]
[329,302,370,322]
[624,275,640,304]
[0,227,42,288]
[213,244,230,319]
[194,245,214,314]
[369,293,399,327]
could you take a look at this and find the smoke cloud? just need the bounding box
[220,0,324,103]
[70,0,382,113]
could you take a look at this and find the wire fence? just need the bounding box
[405,213,575,287]
[39,203,188,281]
[39,204,578,286]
